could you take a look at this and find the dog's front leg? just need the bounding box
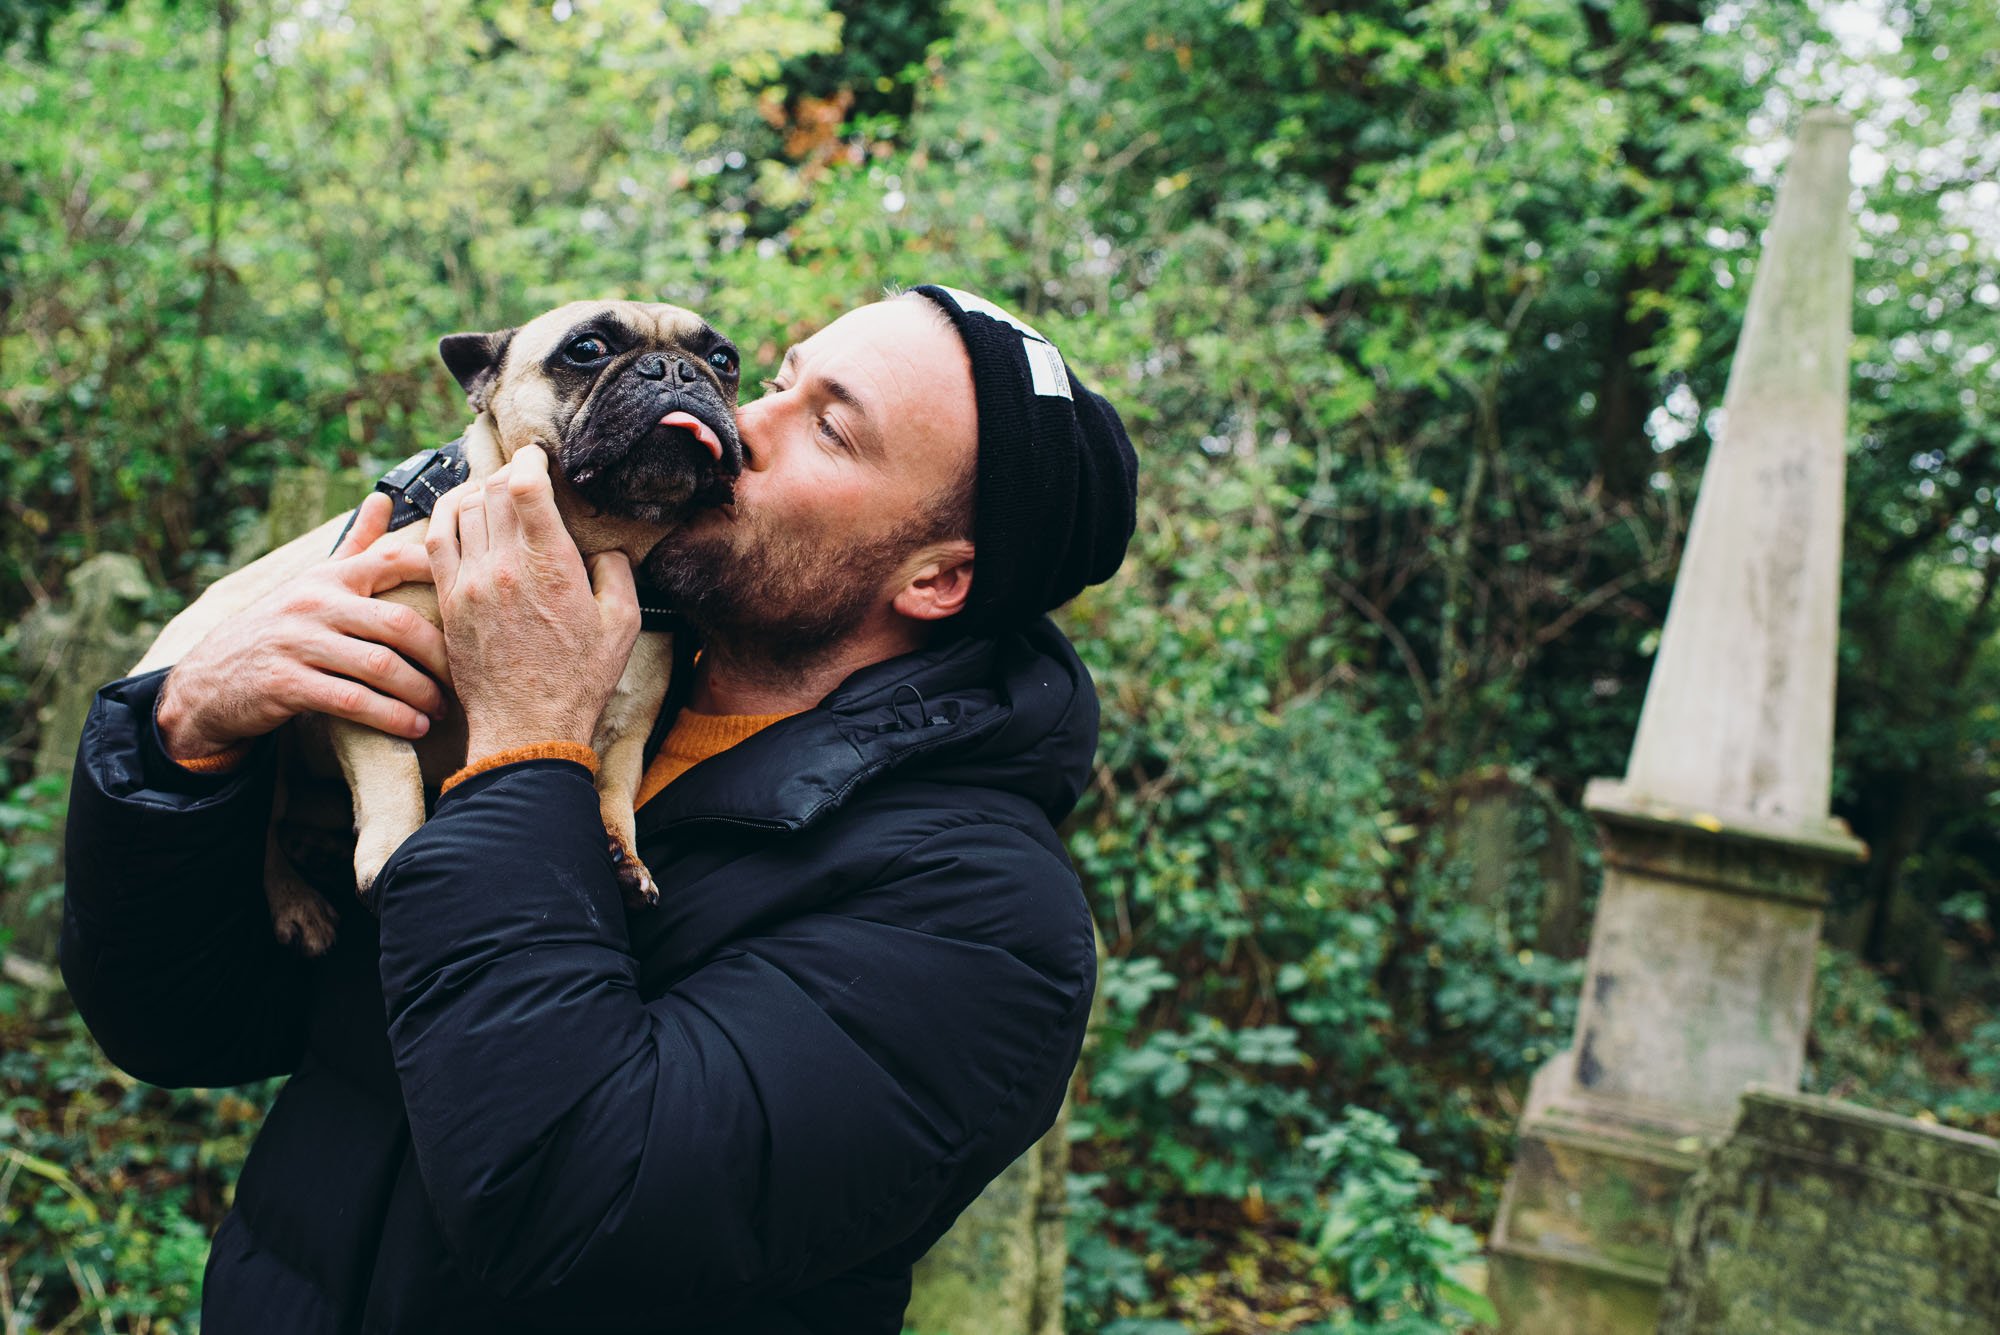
[328,717,428,903]
[593,631,674,908]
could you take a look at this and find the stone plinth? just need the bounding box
[1659,1088,2000,1333]
[1489,800,1860,1333]
[1564,783,1857,1125]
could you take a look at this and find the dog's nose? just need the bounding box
[676,359,699,384]
[636,354,666,380]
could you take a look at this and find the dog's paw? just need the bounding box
[273,892,340,957]
[609,838,659,909]
[351,831,404,906]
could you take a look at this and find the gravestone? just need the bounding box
[1488,110,1866,1332]
[16,554,158,784]
[905,1107,1069,1335]
[3,554,159,965]
[1438,767,1589,958]
[1659,1087,2000,1333]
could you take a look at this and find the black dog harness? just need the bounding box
[329,436,684,632]
[328,437,474,554]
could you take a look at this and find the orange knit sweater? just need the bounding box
[633,708,794,810]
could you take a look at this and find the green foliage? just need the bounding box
[1306,1107,1494,1333]
[0,986,275,1332]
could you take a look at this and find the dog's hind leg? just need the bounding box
[263,759,340,956]
[592,631,674,909]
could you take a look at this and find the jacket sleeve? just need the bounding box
[59,669,309,1087]
[375,759,1093,1328]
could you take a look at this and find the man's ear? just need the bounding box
[892,541,975,623]
[438,329,516,413]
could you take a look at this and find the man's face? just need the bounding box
[641,298,977,665]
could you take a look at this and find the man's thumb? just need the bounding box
[587,551,639,627]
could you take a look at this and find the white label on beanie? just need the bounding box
[938,285,1072,399]
[1025,337,1073,400]
[939,286,1047,342]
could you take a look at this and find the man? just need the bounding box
[60,287,1138,1333]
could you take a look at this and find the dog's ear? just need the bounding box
[438,329,516,413]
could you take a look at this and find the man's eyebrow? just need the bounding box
[819,375,869,420]
[784,346,880,453]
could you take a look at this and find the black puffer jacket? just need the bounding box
[61,619,1099,1334]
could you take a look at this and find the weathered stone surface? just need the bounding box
[1487,1238,1665,1335]
[1564,807,1846,1127]
[1659,1087,2000,1334]
[15,554,158,784]
[1490,1052,1711,1335]
[1621,109,1856,836]
[3,554,158,964]
[905,1105,1068,1335]
[1437,767,1589,957]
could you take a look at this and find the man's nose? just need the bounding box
[734,395,775,471]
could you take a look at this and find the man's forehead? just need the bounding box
[793,299,935,361]
[788,299,976,468]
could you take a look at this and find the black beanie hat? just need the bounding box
[912,284,1139,633]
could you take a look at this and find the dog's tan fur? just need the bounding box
[134,301,729,953]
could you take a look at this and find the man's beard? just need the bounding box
[642,512,918,675]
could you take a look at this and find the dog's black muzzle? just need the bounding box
[562,357,742,524]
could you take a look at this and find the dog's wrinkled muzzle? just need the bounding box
[561,362,743,523]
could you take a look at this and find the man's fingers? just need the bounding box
[587,550,641,641]
[455,482,490,562]
[348,537,436,596]
[331,493,392,560]
[307,631,448,721]
[325,595,451,691]
[426,488,464,600]
[506,445,571,556]
[485,463,524,552]
[294,667,433,741]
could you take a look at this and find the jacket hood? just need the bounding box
[634,616,1100,838]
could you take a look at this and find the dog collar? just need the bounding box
[332,436,683,632]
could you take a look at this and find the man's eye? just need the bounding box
[565,336,610,362]
[817,416,846,448]
[708,348,739,376]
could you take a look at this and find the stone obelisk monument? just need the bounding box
[1488,109,1867,1333]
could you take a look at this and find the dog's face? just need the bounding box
[439,300,745,528]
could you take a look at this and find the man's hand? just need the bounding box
[156,493,451,762]
[426,444,640,761]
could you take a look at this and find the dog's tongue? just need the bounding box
[660,412,723,462]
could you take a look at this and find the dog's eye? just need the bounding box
[565,336,610,363]
[708,348,739,377]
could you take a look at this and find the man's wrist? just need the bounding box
[464,716,595,763]
[155,672,247,766]
[442,741,600,795]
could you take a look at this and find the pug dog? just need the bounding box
[133,300,743,954]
